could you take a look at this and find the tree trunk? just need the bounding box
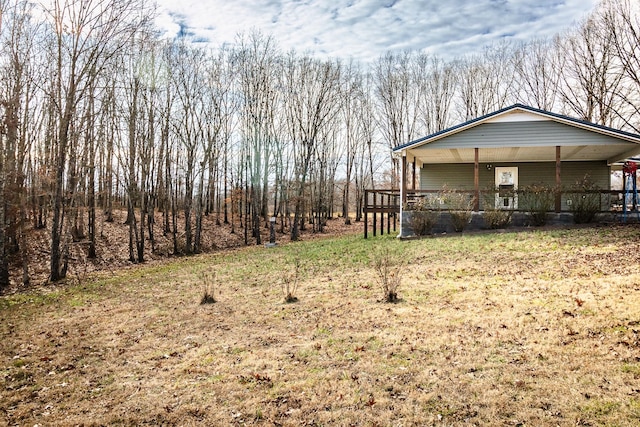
[50,105,72,282]
[194,163,206,253]
[87,92,97,258]
[0,141,7,288]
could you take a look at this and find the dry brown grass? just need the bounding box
[2,225,640,426]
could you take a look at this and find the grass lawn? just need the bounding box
[2,225,640,426]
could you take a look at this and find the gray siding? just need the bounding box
[420,163,475,190]
[420,161,611,211]
[420,161,610,191]
[556,161,610,188]
[426,121,636,149]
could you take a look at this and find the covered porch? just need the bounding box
[363,187,638,238]
[391,105,640,237]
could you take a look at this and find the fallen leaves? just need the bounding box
[3,225,640,425]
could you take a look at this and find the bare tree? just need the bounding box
[374,51,420,188]
[555,9,625,127]
[168,41,211,254]
[271,116,292,233]
[0,0,9,288]
[216,49,239,227]
[234,32,281,244]
[157,42,175,243]
[339,61,361,225]
[419,55,457,134]
[42,0,151,281]
[115,39,145,263]
[454,42,516,122]
[512,39,562,111]
[100,75,117,224]
[310,118,341,232]
[354,73,377,222]
[0,0,40,287]
[193,52,226,253]
[602,0,640,132]
[283,54,341,241]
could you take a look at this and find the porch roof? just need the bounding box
[393,104,640,166]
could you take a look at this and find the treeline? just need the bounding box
[1,0,639,286]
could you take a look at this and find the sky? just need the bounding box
[154,0,600,63]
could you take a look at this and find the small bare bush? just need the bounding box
[568,175,601,224]
[281,258,301,303]
[520,183,556,226]
[483,209,512,229]
[441,187,475,232]
[482,186,514,229]
[200,271,216,304]
[372,248,402,303]
[406,195,440,236]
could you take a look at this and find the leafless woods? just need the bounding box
[0,0,639,286]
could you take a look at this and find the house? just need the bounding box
[392,104,640,237]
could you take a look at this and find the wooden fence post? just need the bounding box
[364,190,368,239]
[372,192,377,237]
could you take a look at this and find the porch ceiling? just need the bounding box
[408,144,640,165]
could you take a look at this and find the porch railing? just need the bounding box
[363,188,637,238]
[403,189,630,212]
[363,189,400,239]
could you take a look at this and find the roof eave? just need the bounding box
[392,104,640,153]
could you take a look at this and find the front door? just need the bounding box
[495,167,518,209]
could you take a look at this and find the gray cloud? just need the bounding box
[155,0,598,62]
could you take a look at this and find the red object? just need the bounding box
[623,162,638,175]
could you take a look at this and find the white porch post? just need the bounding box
[555,146,561,212]
[399,154,407,237]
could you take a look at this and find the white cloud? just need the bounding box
[154,0,599,62]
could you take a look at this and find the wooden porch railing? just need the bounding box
[363,189,400,239]
[362,188,636,238]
